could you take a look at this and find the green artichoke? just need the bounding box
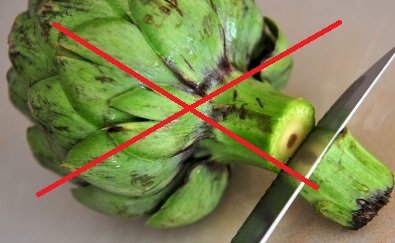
[8,0,392,229]
[9,0,303,227]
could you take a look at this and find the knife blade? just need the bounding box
[232,47,395,243]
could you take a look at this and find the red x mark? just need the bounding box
[36,20,342,198]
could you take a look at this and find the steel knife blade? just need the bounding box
[232,47,395,243]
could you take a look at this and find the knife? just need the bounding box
[232,47,395,243]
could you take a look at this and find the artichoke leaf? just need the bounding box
[72,185,166,219]
[110,85,210,121]
[63,129,190,197]
[71,161,189,218]
[147,162,229,228]
[57,18,180,86]
[129,0,227,90]
[211,0,264,71]
[8,12,54,84]
[57,56,137,127]
[107,117,206,160]
[7,68,32,119]
[36,0,127,45]
[259,17,293,90]
[27,125,86,184]
[28,75,98,143]
[27,125,66,175]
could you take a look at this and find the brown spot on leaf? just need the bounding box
[107,126,124,133]
[256,98,264,108]
[218,56,232,75]
[233,90,238,101]
[95,76,115,83]
[165,0,183,16]
[219,105,236,120]
[183,57,194,71]
[239,104,247,120]
[202,15,212,36]
[195,56,231,95]
[160,6,171,15]
[144,14,154,24]
[242,4,249,17]
[54,126,70,132]
[131,173,155,188]
[167,0,178,6]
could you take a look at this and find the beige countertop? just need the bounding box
[1,1,394,242]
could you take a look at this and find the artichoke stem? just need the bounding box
[297,130,394,229]
[201,70,315,171]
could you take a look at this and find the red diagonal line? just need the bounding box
[36,20,341,197]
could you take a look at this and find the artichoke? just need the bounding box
[8,0,393,229]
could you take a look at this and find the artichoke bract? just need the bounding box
[8,0,393,229]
